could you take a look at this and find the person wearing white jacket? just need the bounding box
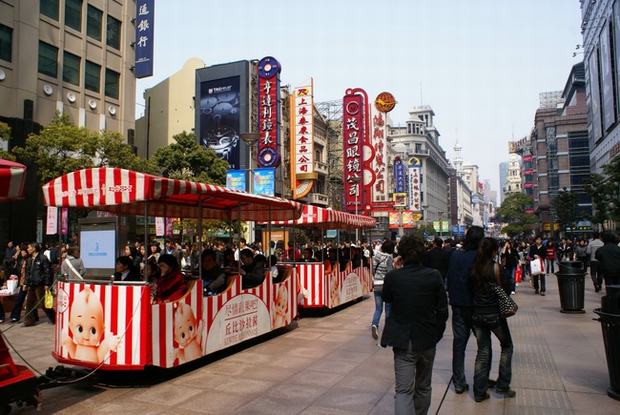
[371,239,395,339]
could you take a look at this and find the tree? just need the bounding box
[586,156,620,225]
[152,131,228,185]
[0,121,15,161]
[495,193,537,237]
[552,189,578,232]
[12,113,152,184]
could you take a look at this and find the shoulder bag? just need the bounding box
[492,284,518,318]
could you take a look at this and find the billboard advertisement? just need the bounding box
[600,22,615,131]
[370,107,389,207]
[257,57,281,168]
[343,89,365,212]
[226,170,247,192]
[253,168,275,197]
[394,157,406,193]
[134,0,154,78]
[407,158,422,211]
[388,210,415,229]
[290,83,316,199]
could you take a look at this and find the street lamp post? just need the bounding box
[240,132,259,242]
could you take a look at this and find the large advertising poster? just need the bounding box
[588,49,603,142]
[226,170,247,192]
[253,168,275,197]
[199,76,241,169]
[599,22,615,131]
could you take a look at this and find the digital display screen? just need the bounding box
[80,230,116,270]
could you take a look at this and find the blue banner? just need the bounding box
[226,170,246,192]
[394,158,406,193]
[253,167,275,196]
[134,0,154,78]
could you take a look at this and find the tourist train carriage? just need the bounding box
[42,167,302,371]
[270,204,376,309]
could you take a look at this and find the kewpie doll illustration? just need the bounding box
[330,275,341,307]
[272,285,289,327]
[63,288,120,363]
[172,302,204,364]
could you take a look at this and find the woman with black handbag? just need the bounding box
[471,238,516,403]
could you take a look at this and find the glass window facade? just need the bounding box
[87,5,102,41]
[40,0,59,20]
[63,51,81,85]
[38,41,58,77]
[85,60,100,92]
[106,16,121,50]
[0,24,12,62]
[105,68,120,99]
[65,0,83,32]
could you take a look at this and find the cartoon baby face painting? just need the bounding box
[63,288,120,363]
[272,284,289,328]
[172,302,204,365]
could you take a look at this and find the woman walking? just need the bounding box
[370,240,394,340]
[500,241,519,295]
[471,238,515,402]
[545,241,557,276]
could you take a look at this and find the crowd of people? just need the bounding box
[375,228,620,414]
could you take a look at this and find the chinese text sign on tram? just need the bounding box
[134,0,154,79]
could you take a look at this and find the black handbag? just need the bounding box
[493,284,518,318]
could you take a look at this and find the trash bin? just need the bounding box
[556,261,585,314]
[595,286,620,401]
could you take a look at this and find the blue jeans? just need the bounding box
[472,314,513,398]
[451,306,473,389]
[502,266,515,294]
[372,288,391,327]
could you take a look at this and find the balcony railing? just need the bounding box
[314,161,328,173]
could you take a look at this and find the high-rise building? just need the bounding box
[502,153,522,200]
[581,0,620,173]
[0,0,137,242]
[387,105,451,223]
[135,58,206,158]
[499,161,508,204]
[0,0,137,140]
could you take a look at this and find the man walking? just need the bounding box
[24,243,55,326]
[595,232,620,292]
[587,232,604,292]
[445,226,484,394]
[381,234,448,415]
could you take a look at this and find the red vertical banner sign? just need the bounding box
[343,90,365,213]
[257,57,281,167]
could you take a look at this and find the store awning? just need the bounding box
[268,204,376,229]
[0,159,26,203]
[42,167,301,222]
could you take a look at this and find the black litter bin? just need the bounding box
[556,261,585,314]
[595,286,620,401]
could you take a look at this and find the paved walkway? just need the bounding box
[3,274,620,414]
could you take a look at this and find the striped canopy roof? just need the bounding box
[42,167,301,222]
[269,204,376,229]
[0,159,27,203]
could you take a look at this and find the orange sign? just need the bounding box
[374,92,396,113]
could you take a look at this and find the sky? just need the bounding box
[136,0,583,196]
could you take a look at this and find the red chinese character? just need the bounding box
[298,106,308,115]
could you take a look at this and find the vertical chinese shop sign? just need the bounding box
[291,83,316,199]
[343,90,365,213]
[134,0,154,79]
[257,57,281,167]
[408,157,422,211]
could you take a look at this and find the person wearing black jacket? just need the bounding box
[423,237,450,284]
[381,234,448,415]
[528,236,547,295]
[595,232,620,291]
[240,249,266,290]
[500,241,519,295]
[24,243,55,326]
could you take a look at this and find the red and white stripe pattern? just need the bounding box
[297,263,372,309]
[151,272,297,369]
[0,159,26,202]
[269,204,376,228]
[42,167,301,222]
[54,281,150,370]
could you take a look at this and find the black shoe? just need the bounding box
[475,392,490,402]
[10,318,19,323]
[496,387,516,398]
[454,384,469,394]
[595,285,601,293]
[535,289,539,295]
[487,379,497,388]
[540,292,546,296]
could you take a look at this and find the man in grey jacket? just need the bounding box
[60,246,86,280]
[587,232,604,292]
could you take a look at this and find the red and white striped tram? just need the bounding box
[271,204,376,309]
[42,167,302,371]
